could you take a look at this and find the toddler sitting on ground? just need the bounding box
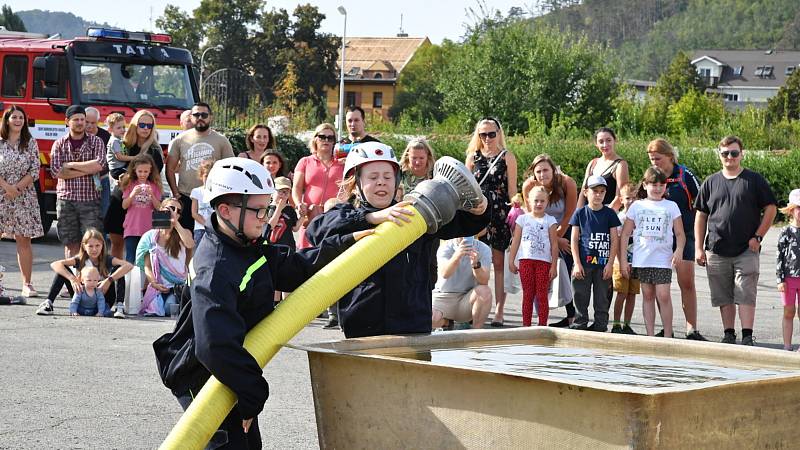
[69,266,109,317]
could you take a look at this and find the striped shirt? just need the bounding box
[50,134,107,202]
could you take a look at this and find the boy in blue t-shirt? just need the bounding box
[569,175,621,331]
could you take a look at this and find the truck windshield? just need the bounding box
[74,59,193,109]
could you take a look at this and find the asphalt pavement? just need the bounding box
[0,225,790,449]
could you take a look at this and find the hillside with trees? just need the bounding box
[534,0,800,80]
[16,9,112,39]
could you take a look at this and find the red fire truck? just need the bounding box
[0,27,198,232]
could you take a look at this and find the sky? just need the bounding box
[17,1,534,44]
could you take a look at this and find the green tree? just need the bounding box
[194,0,260,77]
[390,41,454,124]
[251,5,339,116]
[667,89,724,135]
[155,5,201,59]
[653,51,706,105]
[0,5,26,31]
[274,61,300,115]
[768,68,800,122]
[251,8,292,105]
[438,21,618,134]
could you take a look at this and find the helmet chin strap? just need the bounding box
[221,193,251,244]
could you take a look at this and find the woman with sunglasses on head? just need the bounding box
[103,110,164,260]
[465,117,518,327]
[135,197,193,316]
[238,124,276,162]
[292,123,345,250]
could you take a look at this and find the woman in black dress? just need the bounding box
[465,117,517,327]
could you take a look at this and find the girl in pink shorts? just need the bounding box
[777,189,800,351]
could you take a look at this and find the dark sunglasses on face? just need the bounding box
[316,134,336,142]
[478,131,497,140]
[720,150,741,158]
[164,205,182,214]
[191,112,210,119]
[231,204,269,220]
[138,122,154,129]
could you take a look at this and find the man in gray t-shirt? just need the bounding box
[166,102,234,230]
[432,237,493,329]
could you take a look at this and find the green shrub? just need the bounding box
[667,91,725,135]
[226,124,800,211]
[276,134,310,169]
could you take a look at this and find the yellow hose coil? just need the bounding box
[160,207,428,449]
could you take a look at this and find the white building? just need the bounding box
[691,50,800,107]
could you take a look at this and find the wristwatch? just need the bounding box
[753,235,763,243]
[472,262,481,269]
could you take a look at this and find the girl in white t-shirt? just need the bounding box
[619,167,685,337]
[190,159,214,247]
[509,185,559,326]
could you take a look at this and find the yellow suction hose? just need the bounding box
[160,207,428,449]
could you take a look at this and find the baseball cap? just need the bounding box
[789,189,800,207]
[65,105,86,119]
[586,175,607,189]
[274,176,292,191]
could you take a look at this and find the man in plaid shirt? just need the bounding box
[50,105,107,257]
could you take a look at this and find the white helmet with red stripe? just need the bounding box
[343,142,400,179]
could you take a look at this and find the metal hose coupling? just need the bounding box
[404,156,483,233]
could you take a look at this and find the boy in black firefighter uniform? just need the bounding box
[154,157,363,449]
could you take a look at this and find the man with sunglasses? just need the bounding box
[694,135,776,346]
[166,102,234,231]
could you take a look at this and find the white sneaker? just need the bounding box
[36,300,54,315]
[113,302,125,319]
[21,284,38,298]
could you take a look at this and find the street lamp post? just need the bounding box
[337,6,347,138]
[199,45,224,99]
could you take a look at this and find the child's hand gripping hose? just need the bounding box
[160,156,482,449]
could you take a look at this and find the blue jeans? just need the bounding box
[571,265,611,329]
[124,236,141,264]
[193,229,205,248]
[76,305,113,317]
[100,175,111,217]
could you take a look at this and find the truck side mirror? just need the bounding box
[33,56,60,91]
